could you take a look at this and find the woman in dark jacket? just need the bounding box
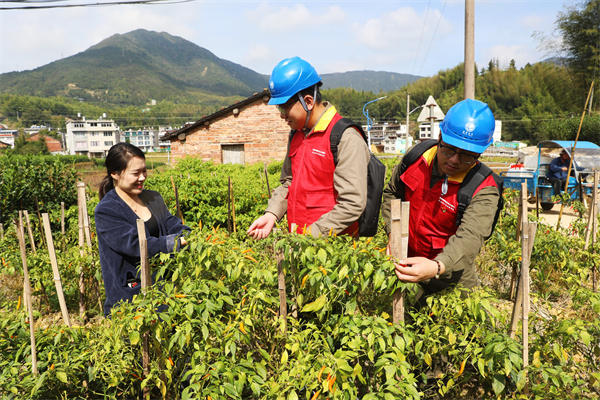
[95,143,190,316]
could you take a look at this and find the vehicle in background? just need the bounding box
[501,140,600,211]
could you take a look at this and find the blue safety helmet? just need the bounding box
[439,99,495,154]
[268,57,322,105]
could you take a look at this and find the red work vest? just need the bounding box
[286,110,359,236]
[401,147,497,259]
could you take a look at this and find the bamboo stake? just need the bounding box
[276,248,287,333]
[61,202,65,235]
[584,172,599,249]
[76,183,86,318]
[0,223,4,240]
[594,199,599,293]
[522,222,537,396]
[264,162,271,198]
[227,176,232,234]
[509,183,530,338]
[136,219,151,400]
[231,179,236,234]
[557,81,594,229]
[16,212,38,374]
[77,182,92,247]
[391,200,409,324]
[42,213,71,327]
[23,210,37,255]
[170,176,184,224]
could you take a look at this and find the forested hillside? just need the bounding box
[325,61,598,144]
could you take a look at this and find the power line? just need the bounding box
[0,0,193,10]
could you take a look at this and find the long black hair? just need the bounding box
[98,143,145,200]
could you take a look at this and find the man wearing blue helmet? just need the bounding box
[381,99,502,307]
[248,57,370,239]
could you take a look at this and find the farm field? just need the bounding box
[0,154,599,399]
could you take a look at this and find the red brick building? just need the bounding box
[161,89,289,165]
[28,133,63,153]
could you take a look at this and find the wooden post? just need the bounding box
[231,179,236,234]
[264,162,271,199]
[556,81,594,230]
[584,172,599,249]
[23,210,37,255]
[391,199,409,324]
[61,202,65,235]
[277,248,287,333]
[170,176,184,224]
[136,219,151,400]
[510,184,528,300]
[509,183,530,338]
[16,212,38,374]
[77,183,92,247]
[0,223,3,240]
[522,221,537,396]
[42,213,71,327]
[76,182,87,318]
[227,176,232,234]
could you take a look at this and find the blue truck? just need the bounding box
[500,140,600,210]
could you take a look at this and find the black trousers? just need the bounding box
[548,177,567,196]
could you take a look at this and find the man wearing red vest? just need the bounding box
[248,57,370,239]
[381,99,501,307]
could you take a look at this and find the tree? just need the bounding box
[555,0,600,109]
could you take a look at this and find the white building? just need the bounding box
[65,116,120,158]
[417,96,445,141]
[121,126,171,152]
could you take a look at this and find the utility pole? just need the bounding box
[406,93,410,136]
[464,0,475,99]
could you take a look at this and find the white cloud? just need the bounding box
[248,2,345,32]
[353,7,453,52]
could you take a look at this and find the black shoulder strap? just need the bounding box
[400,139,437,175]
[456,162,493,226]
[330,118,367,163]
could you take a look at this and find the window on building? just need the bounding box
[90,141,99,147]
[104,141,113,146]
[104,132,112,136]
[76,141,86,149]
[222,144,245,165]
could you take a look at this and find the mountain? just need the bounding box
[0,29,422,105]
[0,29,269,105]
[321,70,421,92]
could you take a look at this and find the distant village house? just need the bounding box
[161,89,289,165]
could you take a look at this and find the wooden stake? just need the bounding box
[264,162,271,199]
[42,213,71,327]
[277,248,287,333]
[16,212,38,374]
[170,176,184,224]
[61,202,65,235]
[136,219,151,400]
[522,222,537,396]
[391,199,409,324]
[77,182,92,247]
[76,182,86,318]
[23,210,37,255]
[557,81,594,229]
[0,223,4,240]
[227,176,232,234]
[584,172,598,249]
[509,183,530,338]
[510,184,528,300]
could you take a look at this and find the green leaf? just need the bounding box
[130,330,140,346]
[317,248,327,265]
[56,371,68,384]
[301,295,327,312]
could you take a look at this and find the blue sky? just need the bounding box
[0,0,572,77]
